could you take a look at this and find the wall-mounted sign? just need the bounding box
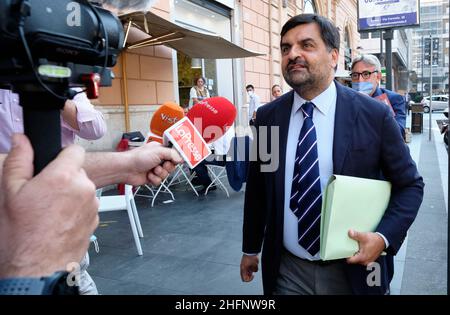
[357,0,420,32]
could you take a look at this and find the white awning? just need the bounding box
[119,11,264,59]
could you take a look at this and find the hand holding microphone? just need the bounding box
[149,97,236,169]
[101,101,184,186]
[120,141,183,186]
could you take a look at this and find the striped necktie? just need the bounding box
[289,101,322,256]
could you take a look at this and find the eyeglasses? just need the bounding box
[350,70,378,80]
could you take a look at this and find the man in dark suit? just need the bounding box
[351,54,407,138]
[240,14,424,295]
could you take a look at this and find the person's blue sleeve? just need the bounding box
[388,93,406,135]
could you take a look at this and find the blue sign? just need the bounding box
[358,0,420,31]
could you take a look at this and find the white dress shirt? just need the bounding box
[210,125,235,155]
[283,81,337,260]
[248,93,261,120]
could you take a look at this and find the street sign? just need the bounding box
[357,0,420,32]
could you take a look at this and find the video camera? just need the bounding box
[0,0,125,173]
[0,0,124,89]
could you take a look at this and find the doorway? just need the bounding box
[174,0,233,108]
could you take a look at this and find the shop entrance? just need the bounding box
[177,52,218,109]
[174,0,233,108]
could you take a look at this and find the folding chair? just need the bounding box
[149,177,176,207]
[97,185,144,256]
[203,134,251,197]
[165,163,199,196]
[204,164,229,197]
[131,134,176,207]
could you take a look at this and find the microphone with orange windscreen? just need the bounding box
[148,101,185,144]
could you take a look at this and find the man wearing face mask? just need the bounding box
[351,54,406,138]
[246,85,261,126]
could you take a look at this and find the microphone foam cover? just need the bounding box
[150,102,185,137]
[187,97,236,143]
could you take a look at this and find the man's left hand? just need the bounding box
[346,229,386,266]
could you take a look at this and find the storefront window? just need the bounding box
[174,0,233,107]
[177,52,203,108]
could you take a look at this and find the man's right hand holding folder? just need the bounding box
[346,229,386,266]
[319,175,392,262]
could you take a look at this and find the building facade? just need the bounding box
[80,0,360,151]
[409,0,449,95]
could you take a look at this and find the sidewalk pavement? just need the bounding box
[395,113,448,295]
[89,185,263,295]
[88,113,447,295]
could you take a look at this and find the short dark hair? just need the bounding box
[280,14,340,52]
[246,84,254,90]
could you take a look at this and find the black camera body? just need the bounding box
[0,0,124,87]
[0,0,125,173]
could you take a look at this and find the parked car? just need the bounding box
[421,95,449,113]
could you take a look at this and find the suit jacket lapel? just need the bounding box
[274,91,294,213]
[333,81,360,174]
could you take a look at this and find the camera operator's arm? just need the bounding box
[83,141,183,188]
[60,89,107,145]
[1,140,183,191]
[0,134,99,278]
[60,99,80,131]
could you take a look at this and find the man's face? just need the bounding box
[280,23,338,91]
[351,61,381,96]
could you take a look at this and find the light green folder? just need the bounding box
[320,175,391,261]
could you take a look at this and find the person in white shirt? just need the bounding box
[246,85,261,125]
[189,77,210,109]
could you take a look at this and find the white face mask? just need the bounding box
[247,91,254,97]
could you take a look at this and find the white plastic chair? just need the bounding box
[97,185,144,256]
